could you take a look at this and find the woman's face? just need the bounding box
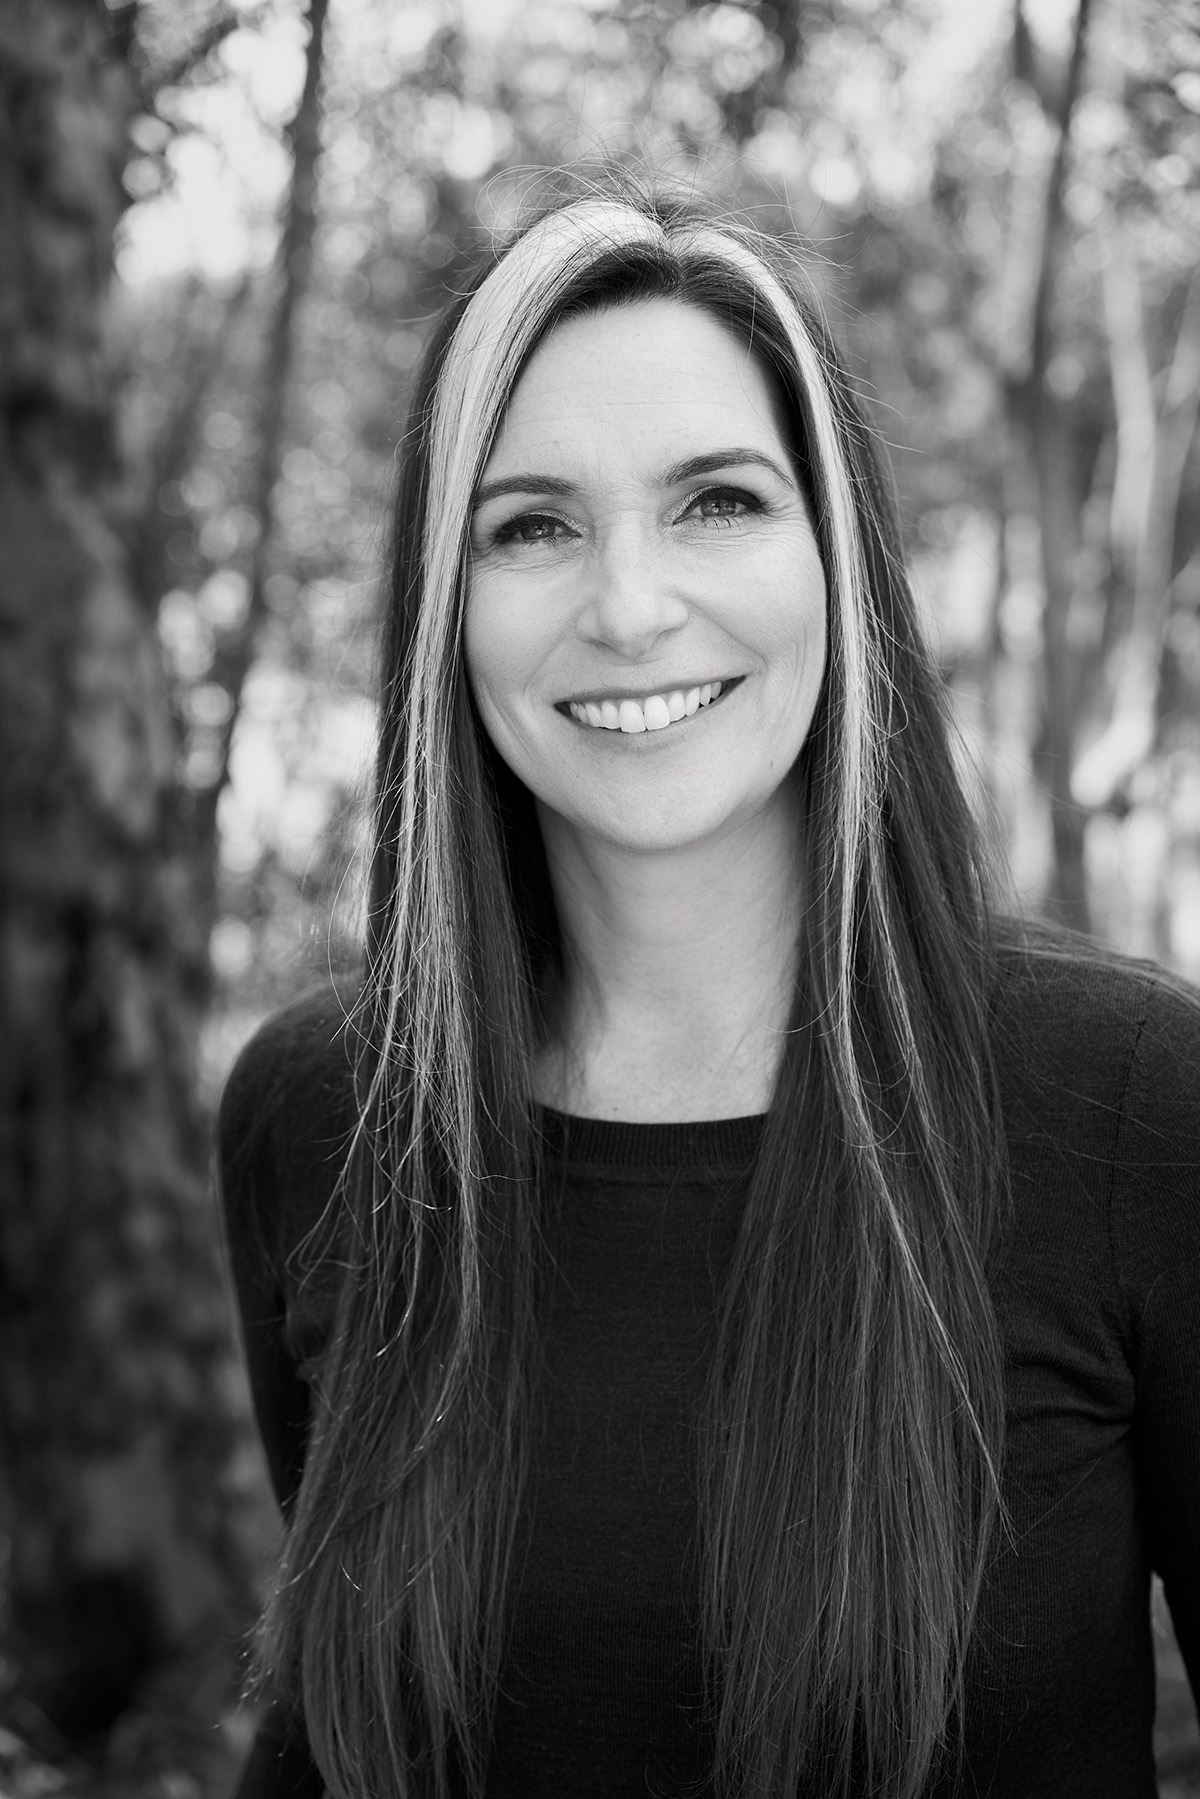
[465,297,828,858]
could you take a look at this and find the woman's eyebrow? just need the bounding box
[473,448,794,509]
[661,448,796,487]
[473,472,577,506]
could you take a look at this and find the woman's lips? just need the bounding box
[559,677,742,734]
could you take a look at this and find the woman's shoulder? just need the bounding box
[989,916,1200,1167]
[218,983,360,1150]
[991,915,1200,1037]
[216,983,362,1256]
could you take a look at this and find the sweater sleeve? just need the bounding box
[219,1007,319,1511]
[230,1706,328,1799]
[1114,970,1200,1697]
[216,989,357,1799]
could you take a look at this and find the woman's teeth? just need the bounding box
[568,682,724,734]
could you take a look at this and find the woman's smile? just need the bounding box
[465,297,827,855]
[559,675,742,733]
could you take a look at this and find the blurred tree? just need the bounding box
[201,0,330,865]
[1072,0,1200,811]
[0,1,296,1788]
[1005,0,1096,930]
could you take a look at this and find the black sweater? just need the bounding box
[217,938,1200,1797]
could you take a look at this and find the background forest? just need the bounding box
[2,0,1199,1793]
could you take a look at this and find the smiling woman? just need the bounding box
[466,303,826,852]
[217,180,1200,1799]
[465,299,827,1118]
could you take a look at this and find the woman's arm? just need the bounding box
[217,1010,317,1512]
[216,987,358,1798]
[1116,968,1200,1697]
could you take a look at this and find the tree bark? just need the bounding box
[0,1,254,1779]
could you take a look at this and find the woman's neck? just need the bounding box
[534,799,803,1122]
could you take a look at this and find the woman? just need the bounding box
[219,183,1200,1799]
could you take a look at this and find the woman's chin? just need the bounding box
[536,784,789,861]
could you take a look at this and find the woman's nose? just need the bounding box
[576,522,689,659]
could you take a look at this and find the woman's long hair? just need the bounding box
[256,180,1009,1799]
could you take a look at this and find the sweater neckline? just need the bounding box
[537,1105,765,1172]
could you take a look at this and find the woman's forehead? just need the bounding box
[480,298,791,481]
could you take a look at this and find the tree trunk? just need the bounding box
[0,2,255,1782]
[198,0,330,861]
[1006,0,1095,931]
[1072,243,1200,810]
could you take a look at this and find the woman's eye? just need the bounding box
[493,512,572,547]
[685,486,763,524]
